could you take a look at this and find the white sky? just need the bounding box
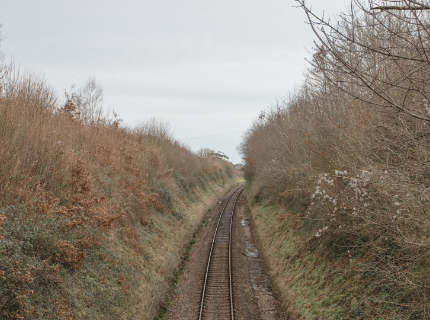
[1,0,350,164]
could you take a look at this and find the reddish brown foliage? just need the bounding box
[54,237,100,270]
[0,214,5,240]
[7,262,36,318]
[55,300,74,320]
[32,185,58,216]
[243,157,253,164]
[59,97,81,123]
[117,274,129,294]
[56,160,122,231]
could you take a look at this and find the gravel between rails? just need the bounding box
[166,188,286,320]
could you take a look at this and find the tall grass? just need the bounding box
[0,60,235,319]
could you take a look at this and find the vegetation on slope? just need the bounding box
[241,1,430,318]
[0,51,238,318]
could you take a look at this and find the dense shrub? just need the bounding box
[241,1,430,317]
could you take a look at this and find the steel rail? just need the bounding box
[228,187,243,320]
[198,185,243,320]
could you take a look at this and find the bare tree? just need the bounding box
[134,117,173,141]
[297,0,430,124]
[75,76,104,124]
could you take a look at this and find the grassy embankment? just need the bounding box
[0,61,240,319]
[241,3,430,319]
[248,198,383,320]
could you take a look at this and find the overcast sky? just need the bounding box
[1,0,350,163]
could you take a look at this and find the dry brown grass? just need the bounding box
[0,59,237,319]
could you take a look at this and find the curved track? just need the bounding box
[198,186,244,320]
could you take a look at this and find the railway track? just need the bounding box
[198,185,244,320]
[167,185,283,320]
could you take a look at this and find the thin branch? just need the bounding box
[372,6,430,10]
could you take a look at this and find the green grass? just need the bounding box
[249,199,405,320]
